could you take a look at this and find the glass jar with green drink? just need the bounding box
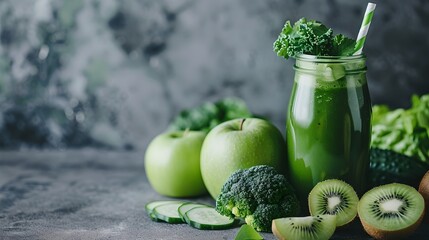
[286,54,371,204]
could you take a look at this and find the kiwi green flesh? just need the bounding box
[272,215,336,240]
[358,183,425,231]
[309,179,359,227]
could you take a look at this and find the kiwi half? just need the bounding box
[358,183,425,240]
[308,179,359,227]
[418,170,429,207]
[272,214,336,240]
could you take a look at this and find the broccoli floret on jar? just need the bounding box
[215,165,300,232]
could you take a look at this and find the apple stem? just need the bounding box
[183,127,190,137]
[239,118,246,131]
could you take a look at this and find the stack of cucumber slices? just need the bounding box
[145,201,235,230]
[273,178,427,240]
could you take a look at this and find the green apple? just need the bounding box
[145,130,207,197]
[200,118,287,199]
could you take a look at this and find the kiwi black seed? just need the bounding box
[358,183,425,240]
[272,214,336,240]
[308,179,359,227]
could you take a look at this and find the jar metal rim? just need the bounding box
[294,54,367,74]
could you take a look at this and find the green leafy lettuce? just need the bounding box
[372,94,429,163]
[273,18,356,59]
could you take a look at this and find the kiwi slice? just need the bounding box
[358,183,425,240]
[308,179,359,227]
[272,214,336,240]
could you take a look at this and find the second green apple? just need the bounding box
[200,118,287,199]
[145,130,207,197]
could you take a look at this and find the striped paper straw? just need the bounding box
[353,3,376,55]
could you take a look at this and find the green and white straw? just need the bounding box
[353,2,376,55]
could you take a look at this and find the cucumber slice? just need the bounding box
[153,202,186,223]
[184,206,235,230]
[145,200,185,222]
[145,200,183,214]
[178,203,210,222]
[149,213,161,222]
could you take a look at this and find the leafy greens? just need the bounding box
[273,18,356,59]
[372,94,429,164]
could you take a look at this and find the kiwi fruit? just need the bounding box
[272,214,336,240]
[308,179,359,227]
[358,183,425,240]
[418,170,429,207]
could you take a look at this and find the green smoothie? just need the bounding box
[286,55,371,206]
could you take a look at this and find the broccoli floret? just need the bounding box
[215,165,300,232]
[169,98,252,132]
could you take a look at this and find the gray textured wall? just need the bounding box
[0,0,428,150]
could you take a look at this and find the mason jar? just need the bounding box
[286,54,371,205]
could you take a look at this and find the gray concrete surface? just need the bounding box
[0,150,427,239]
